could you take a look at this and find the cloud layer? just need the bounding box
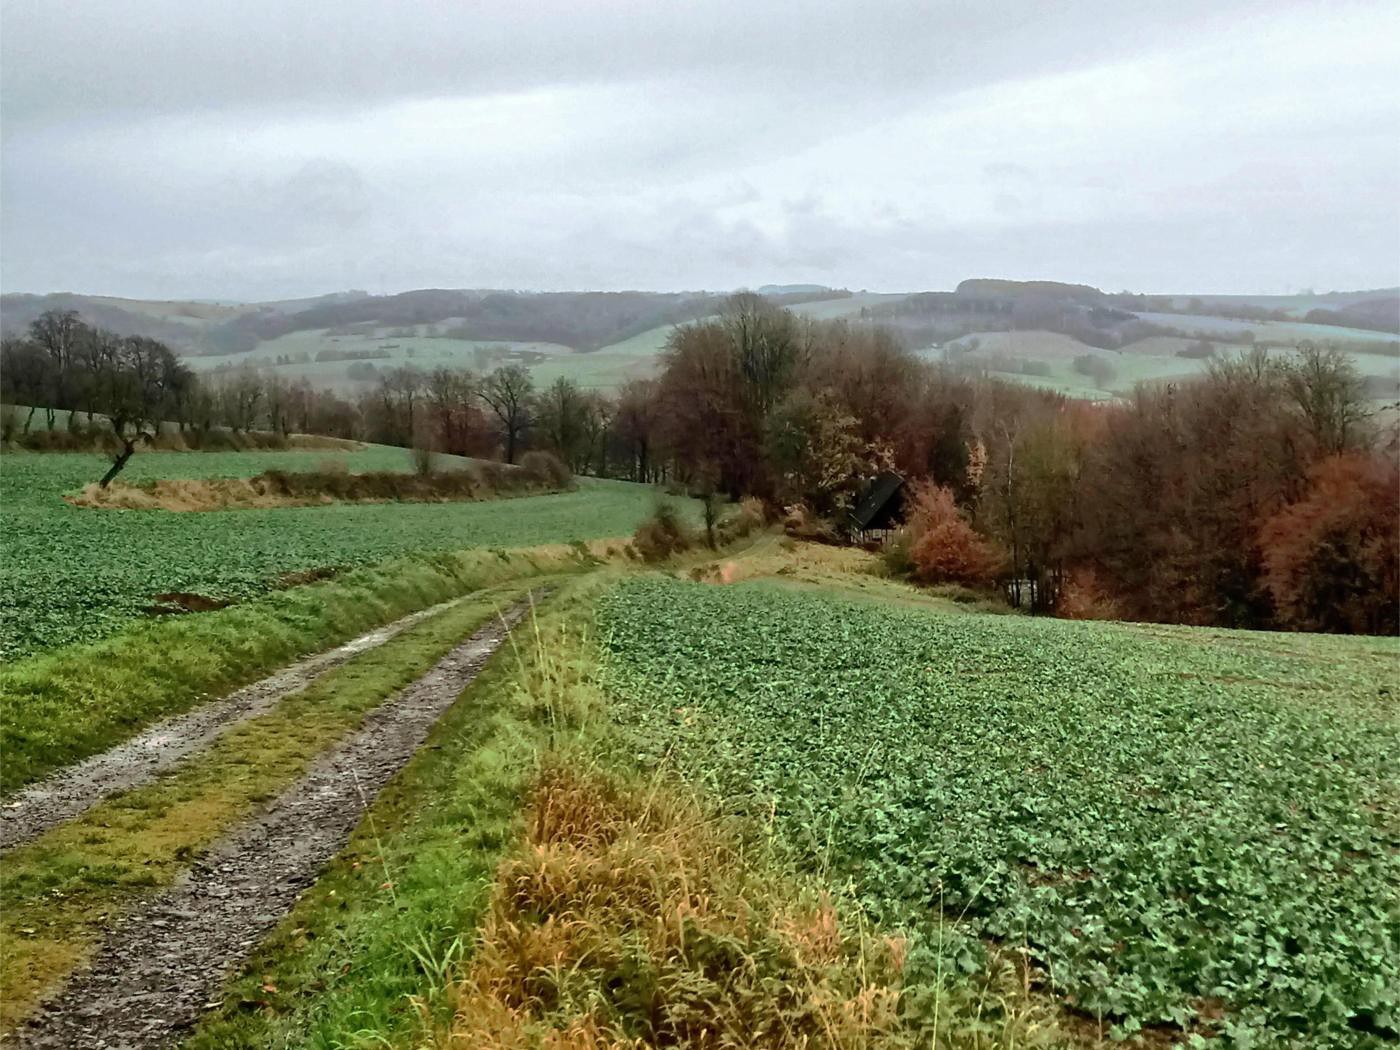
[3,0,1397,298]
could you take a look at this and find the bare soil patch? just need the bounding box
[144,591,233,615]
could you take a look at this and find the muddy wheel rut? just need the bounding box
[11,591,545,1050]
[0,595,474,852]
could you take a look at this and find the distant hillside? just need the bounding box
[1302,295,1399,334]
[0,289,720,356]
[3,281,1393,400]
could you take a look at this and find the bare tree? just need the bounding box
[1282,343,1369,456]
[425,367,478,455]
[614,379,662,482]
[536,376,591,471]
[478,364,534,463]
[97,336,191,486]
[27,310,86,428]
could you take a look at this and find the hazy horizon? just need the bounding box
[3,0,1398,301]
[5,278,1400,307]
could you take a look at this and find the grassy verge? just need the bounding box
[0,584,537,1032]
[0,541,612,794]
[180,576,613,1049]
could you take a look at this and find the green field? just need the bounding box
[188,326,575,392]
[942,329,1400,399]
[0,448,678,660]
[597,576,1400,1047]
[1133,311,1396,346]
[185,322,687,392]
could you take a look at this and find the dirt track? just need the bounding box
[11,592,543,1049]
[0,596,469,852]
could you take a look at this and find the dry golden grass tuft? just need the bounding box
[435,762,910,1049]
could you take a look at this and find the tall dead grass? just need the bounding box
[434,761,910,1049]
[68,463,572,511]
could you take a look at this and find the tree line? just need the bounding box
[4,302,1395,633]
[644,295,1397,634]
[0,310,667,487]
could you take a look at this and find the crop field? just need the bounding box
[0,448,678,660]
[597,577,1400,1047]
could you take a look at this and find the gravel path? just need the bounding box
[11,591,544,1050]
[0,596,471,852]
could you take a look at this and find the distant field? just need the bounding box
[0,448,683,660]
[599,576,1400,1047]
[951,329,1102,362]
[524,323,688,389]
[187,326,575,391]
[785,292,910,320]
[1133,311,1396,346]
[943,328,1400,399]
[187,323,688,392]
[1160,290,1394,316]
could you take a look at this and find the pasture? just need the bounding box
[1132,311,1394,346]
[186,321,687,392]
[0,447,676,660]
[943,328,1400,399]
[598,576,1400,1047]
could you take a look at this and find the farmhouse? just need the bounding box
[847,471,905,543]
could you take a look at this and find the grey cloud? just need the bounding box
[1,0,1396,298]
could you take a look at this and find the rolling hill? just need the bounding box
[4,281,1395,398]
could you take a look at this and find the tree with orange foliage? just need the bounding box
[905,482,1004,588]
[1259,453,1399,634]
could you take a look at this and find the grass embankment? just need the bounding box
[0,542,610,794]
[185,565,1063,1050]
[68,460,573,511]
[0,585,538,1033]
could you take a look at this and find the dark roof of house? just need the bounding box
[848,471,905,530]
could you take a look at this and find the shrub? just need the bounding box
[518,450,573,489]
[1056,567,1122,620]
[1259,453,1399,634]
[904,483,1003,589]
[1073,353,1118,387]
[780,502,839,543]
[632,501,693,562]
[1177,338,1216,360]
[474,461,511,491]
[716,496,766,545]
[926,582,983,605]
[880,528,915,578]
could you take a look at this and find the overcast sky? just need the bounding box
[2,0,1397,301]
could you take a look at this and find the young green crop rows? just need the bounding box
[0,449,669,661]
[598,577,1400,1048]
